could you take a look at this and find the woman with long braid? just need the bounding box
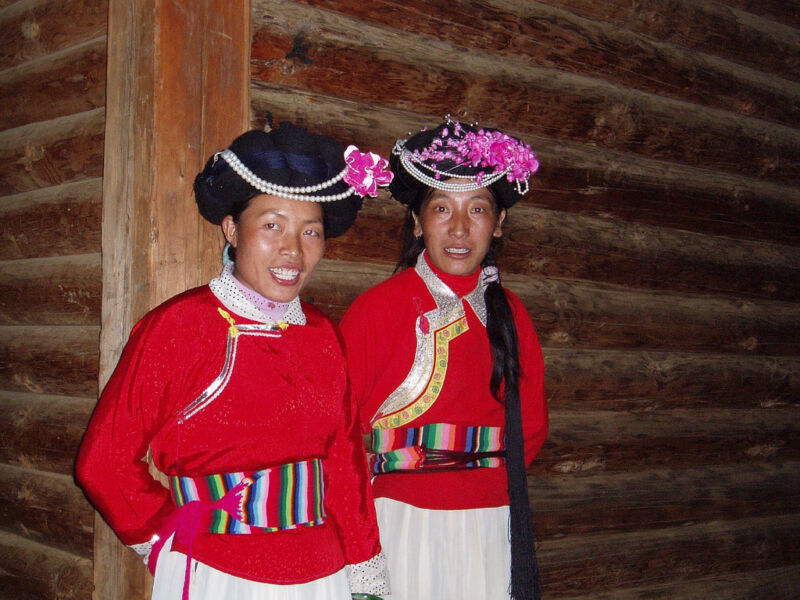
[340,117,548,600]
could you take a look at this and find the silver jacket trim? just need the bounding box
[370,252,487,425]
[179,265,306,422]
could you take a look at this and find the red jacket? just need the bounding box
[76,283,381,584]
[340,256,548,510]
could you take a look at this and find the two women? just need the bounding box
[340,118,548,600]
[76,123,392,600]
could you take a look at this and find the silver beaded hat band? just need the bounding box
[392,140,530,196]
[217,148,354,202]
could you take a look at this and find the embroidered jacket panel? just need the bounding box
[76,285,381,584]
[339,264,548,511]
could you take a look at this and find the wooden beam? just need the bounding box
[250,0,800,184]
[0,0,108,71]
[0,325,99,398]
[289,0,800,128]
[0,254,101,325]
[553,564,800,600]
[96,1,251,599]
[531,461,800,539]
[305,259,800,356]
[538,513,800,596]
[0,179,102,260]
[0,463,93,557]
[0,530,92,600]
[332,199,800,302]
[0,109,104,196]
[0,391,94,474]
[0,36,106,130]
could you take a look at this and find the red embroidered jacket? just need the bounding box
[76,284,381,583]
[339,257,548,510]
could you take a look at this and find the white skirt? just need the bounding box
[151,540,351,600]
[375,497,512,600]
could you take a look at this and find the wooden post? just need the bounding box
[96,1,250,598]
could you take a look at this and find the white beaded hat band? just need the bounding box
[216,149,355,202]
[194,123,393,237]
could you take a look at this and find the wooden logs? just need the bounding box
[0,530,92,600]
[0,109,104,195]
[0,179,102,260]
[0,463,93,556]
[0,391,93,473]
[0,326,99,398]
[0,254,101,325]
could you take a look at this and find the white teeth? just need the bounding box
[445,248,469,254]
[270,268,299,281]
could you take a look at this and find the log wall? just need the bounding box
[0,0,106,598]
[249,0,800,597]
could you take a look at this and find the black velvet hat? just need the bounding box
[389,118,539,210]
[194,122,367,238]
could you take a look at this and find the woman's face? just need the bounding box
[222,194,325,302]
[413,185,505,276]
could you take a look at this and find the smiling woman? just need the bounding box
[75,122,393,600]
[221,195,325,302]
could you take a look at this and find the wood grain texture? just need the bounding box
[537,513,800,595]
[0,463,93,556]
[0,529,92,600]
[292,0,800,128]
[0,254,101,325]
[251,83,800,246]
[530,461,800,539]
[553,565,800,600]
[533,0,800,78]
[534,407,799,475]
[0,178,102,260]
[0,325,99,397]
[0,391,93,474]
[0,35,106,130]
[543,348,800,410]
[0,0,108,71]
[251,0,800,184]
[95,0,251,598]
[332,199,800,301]
[0,108,104,195]
[304,259,800,355]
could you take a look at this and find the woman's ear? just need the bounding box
[493,208,507,238]
[221,215,238,247]
[412,212,423,238]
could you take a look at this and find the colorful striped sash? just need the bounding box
[169,458,326,534]
[370,423,506,474]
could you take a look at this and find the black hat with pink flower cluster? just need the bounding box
[389,116,539,210]
[194,122,393,238]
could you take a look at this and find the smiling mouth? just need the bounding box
[444,247,470,255]
[269,267,300,281]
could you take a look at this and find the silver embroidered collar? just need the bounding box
[209,263,307,326]
[414,251,487,327]
[368,253,488,425]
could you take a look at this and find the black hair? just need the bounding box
[396,190,541,600]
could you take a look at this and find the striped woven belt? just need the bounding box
[169,458,326,534]
[370,423,506,474]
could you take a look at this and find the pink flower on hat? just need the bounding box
[344,146,394,197]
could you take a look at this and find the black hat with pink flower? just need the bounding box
[194,122,393,238]
[389,117,539,210]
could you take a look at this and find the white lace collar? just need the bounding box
[209,263,306,326]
